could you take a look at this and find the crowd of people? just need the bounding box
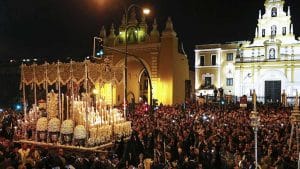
[0,100,298,168]
[125,102,298,169]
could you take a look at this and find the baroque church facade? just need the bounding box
[99,10,189,105]
[195,0,300,103]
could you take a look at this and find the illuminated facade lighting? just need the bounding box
[100,15,190,105]
[195,0,300,103]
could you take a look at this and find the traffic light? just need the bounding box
[152,99,159,112]
[96,39,104,57]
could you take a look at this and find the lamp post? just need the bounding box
[124,4,150,118]
[92,37,153,119]
[103,45,153,115]
[250,90,259,169]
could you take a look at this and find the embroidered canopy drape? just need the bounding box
[21,60,123,87]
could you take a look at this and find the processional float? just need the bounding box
[19,57,131,149]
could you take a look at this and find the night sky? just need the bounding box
[0,0,300,107]
[1,0,300,65]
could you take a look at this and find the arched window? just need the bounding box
[139,69,150,100]
[282,27,286,35]
[127,27,138,44]
[271,25,277,36]
[269,48,276,59]
[271,7,277,17]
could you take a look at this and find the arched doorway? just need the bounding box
[115,56,152,105]
[139,69,150,103]
[257,70,288,103]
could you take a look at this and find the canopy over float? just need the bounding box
[18,57,131,150]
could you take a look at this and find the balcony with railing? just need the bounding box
[199,84,216,90]
[236,54,300,63]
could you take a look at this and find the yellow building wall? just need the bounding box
[108,48,156,105]
[94,83,116,105]
[173,53,189,104]
[158,35,176,105]
[104,21,190,105]
[127,60,143,102]
[115,83,124,105]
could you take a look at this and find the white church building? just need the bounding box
[195,0,300,103]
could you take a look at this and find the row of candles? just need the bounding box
[87,106,131,142]
[22,88,120,121]
[88,121,132,145]
[87,106,125,126]
[22,93,116,125]
[20,92,131,144]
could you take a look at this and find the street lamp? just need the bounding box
[92,37,153,119]
[143,8,150,15]
[250,90,260,169]
[92,5,150,118]
[124,4,150,117]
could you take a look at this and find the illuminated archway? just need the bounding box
[138,69,150,102]
[115,56,152,104]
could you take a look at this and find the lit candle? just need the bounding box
[100,101,102,126]
[34,104,36,121]
[101,107,104,123]
[109,108,111,124]
[99,109,102,126]
[105,109,108,123]
[113,110,115,124]
[62,93,64,121]
[81,101,84,125]
[72,95,74,121]
[66,96,69,119]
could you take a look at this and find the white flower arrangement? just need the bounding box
[60,120,74,134]
[36,117,48,131]
[74,125,87,140]
[48,118,61,132]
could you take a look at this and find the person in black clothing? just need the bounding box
[45,149,64,169]
[27,126,33,140]
[9,145,21,168]
[4,127,13,140]
[210,143,222,169]
[90,153,114,169]
[115,136,125,160]
[199,145,212,169]
[122,131,144,167]
[143,131,155,159]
